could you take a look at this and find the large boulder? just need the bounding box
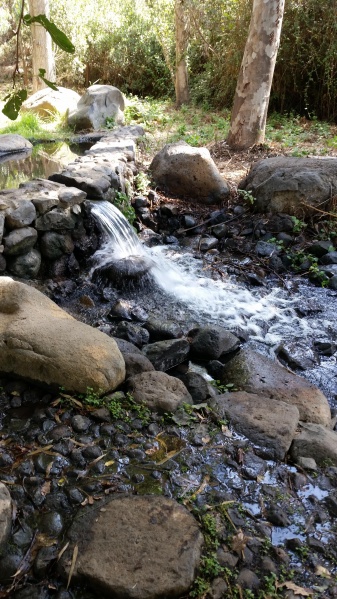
[0,134,32,156]
[21,87,81,117]
[68,85,125,131]
[0,277,125,393]
[59,495,203,599]
[290,422,337,466]
[239,157,337,215]
[210,391,300,460]
[219,349,331,427]
[150,141,230,204]
[128,371,192,413]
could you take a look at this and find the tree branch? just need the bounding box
[13,0,26,87]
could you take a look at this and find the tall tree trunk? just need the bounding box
[28,0,56,93]
[227,0,285,150]
[175,0,189,107]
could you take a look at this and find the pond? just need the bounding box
[0,140,90,189]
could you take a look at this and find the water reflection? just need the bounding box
[0,141,85,189]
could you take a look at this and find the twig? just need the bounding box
[300,201,337,218]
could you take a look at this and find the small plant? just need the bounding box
[211,380,236,393]
[135,171,151,195]
[238,189,255,205]
[291,216,307,234]
[113,191,136,225]
[81,387,102,407]
[105,116,116,129]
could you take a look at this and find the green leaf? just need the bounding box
[38,68,58,91]
[23,14,75,53]
[2,90,28,120]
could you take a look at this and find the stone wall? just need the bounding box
[0,126,144,280]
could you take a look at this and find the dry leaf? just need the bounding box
[80,498,88,506]
[201,435,211,444]
[41,481,51,496]
[315,565,331,579]
[237,448,244,465]
[221,425,232,437]
[156,448,183,465]
[231,529,251,557]
[67,544,78,589]
[194,476,210,496]
[27,444,53,456]
[88,496,94,505]
[277,581,314,596]
[104,460,115,467]
[57,542,69,561]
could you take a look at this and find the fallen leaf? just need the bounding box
[201,435,211,444]
[277,581,314,596]
[67,544,78,589]
[57,542,69,561]
[41,481,51,496]
[221,425,232,437]
[231,529,251,557]
[104,460,115,467]
[315,565,331,579]
[194,476,210,496]
[156,449,183,465]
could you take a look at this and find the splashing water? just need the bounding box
[90,200,308,343]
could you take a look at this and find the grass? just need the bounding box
[0,110,74,140]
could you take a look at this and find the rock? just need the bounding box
[320,251,337,264]
[150,141,230,204]
[0,483,12,551]
[236,569,260,591]
[210,391,299,460]
[326,492,337,517]
[59,495,203,599]
[189,326,240,360]
[308,240,334,257]
[68,85,125,131]
[177,371,215,404]
[220,349,331,426]
[241,451,267,479]
[57,187,87,208]
[290,422,337,466]
[255,241,279,258]
[35,208,77,231]
[200,237,218,251]
[40,232,74,260]
[128,371,192,413]
[0,277,125,393]
[276,340,318,370]
[94,255,152,286]
[113,337,143,356]
[7,249,41,278]
[142,338,190,371]
[3,227,38,256]
[22,87,80,117]
[239,157,337,215]
[115,321,150,348]
[50,164,112,199]
[0,134,33,155]
[144,317,183,341]
[5,201,36,229]
[296,456,318,471]
[124,353,155,378]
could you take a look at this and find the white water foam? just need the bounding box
[90,201,309,344]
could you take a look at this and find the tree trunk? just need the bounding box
[28,0,56,93]
[227,0,285,150]
[175,0,189,107]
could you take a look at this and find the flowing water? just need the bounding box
[91,200,337,406]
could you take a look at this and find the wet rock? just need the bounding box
[276,340,319,370]
[0,483,12,551]
[221,349,331,426]
[3,227,38,256]
[296,456,318,471]
[115,321,149,348]
[200,237,219,251]
[128,371,192,413]
[34,545,58,578]
[36,208,77,231]
[255,241,279,257]
[176,371,215,404]
[39,511,64,537]
[40,232,74,260]
[0,554,23,584]
[320,251,337,264]
[150,141,230,204]
[142,338,190,371]
[210,391,299,460]
[109,299,133,320]
[0,133,33,155]
[58,187,87,208]
[290,422,337,466]
[308,240,334,258]
[59,495,203,599]
[94,255,152,286]
[7,249,41,278]
[124,353,155,378]
[71,415,91,432]
[189,326,240,361]
[326,491,337,517]
[266,506,290,527]
[241,451,267,480]
[144,317,183,341]
[0,278,125,394]
[212,223,227,238]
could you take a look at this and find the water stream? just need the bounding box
[90,200,337,407]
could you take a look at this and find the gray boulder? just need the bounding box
[0,134,33,155]
[68,85,125,131]
[35,208,77,231]
[128,371,192,413]
[150,141,230,204]
[59,495,203,599]
[239,157,337,215]
[219,349,331,426]
[142,339,190,371]
[210,391,300,460]
[21,87,81,117]
[6,248,41,278]
[0,277,125,393]
[3,227,38,256]
[40,232,74,260]
[5,201,36,229]
[290,422,337,465]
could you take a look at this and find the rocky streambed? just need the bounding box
[1,129,337,599]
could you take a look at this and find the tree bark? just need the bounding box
[227,0,285,150]
[28,0,56,93]
[175,0,189,107]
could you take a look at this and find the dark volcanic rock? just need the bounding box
[142,338,190,371]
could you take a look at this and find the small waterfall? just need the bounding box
[90,200,308,342]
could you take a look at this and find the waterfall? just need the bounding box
[90,200,308,343]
